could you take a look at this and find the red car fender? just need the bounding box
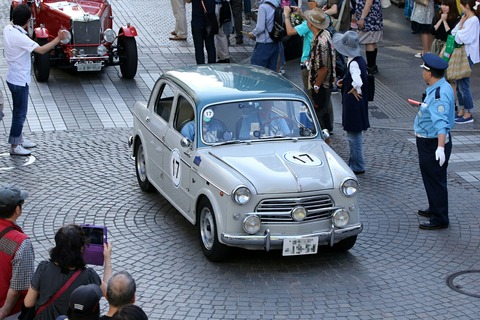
[34,26,49,39]
[118,25,137,38]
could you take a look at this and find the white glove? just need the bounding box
[435,147,445,166]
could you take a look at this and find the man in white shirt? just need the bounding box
[3,4,67,156]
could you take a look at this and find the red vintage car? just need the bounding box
[10,0,138,82]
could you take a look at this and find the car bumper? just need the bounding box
[221,223,363,251]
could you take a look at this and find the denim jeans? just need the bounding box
[251,42,279,71]
[347,131,365,172]
[7,82,29,145]
[456,56,474,113]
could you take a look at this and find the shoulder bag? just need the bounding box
[445,45,472,80]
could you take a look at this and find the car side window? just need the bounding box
[174,96,194,134]
[154,83,175,122]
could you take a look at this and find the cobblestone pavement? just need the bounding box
[1,0,480,319]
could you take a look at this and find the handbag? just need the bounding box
[445,45,472,81]
[201,0,219,36]
[414,0,429,6]
[381,0,392,9]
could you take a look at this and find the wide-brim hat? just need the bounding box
[332,31,361,58]
[304,8,329,30]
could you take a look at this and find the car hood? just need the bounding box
[208,141,336,194]
[47,1,103,20]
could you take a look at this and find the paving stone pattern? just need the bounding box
[0,0,480,319]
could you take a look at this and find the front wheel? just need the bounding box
[118,36,138,79]
[33,38,51,82]
[135,140,155,192]
[197,199,230,262]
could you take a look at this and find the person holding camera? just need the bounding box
[0,185,34,320]
[23,225,112,320]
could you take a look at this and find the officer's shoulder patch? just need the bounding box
[437,105,445,113]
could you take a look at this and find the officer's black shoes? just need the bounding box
[419,221,449,230]
[417,209,433,218]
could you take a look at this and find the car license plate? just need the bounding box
[76,62,103,72]
[282,237,318,256]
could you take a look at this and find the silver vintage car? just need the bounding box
[129,64,362,261]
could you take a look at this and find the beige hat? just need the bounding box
[304,8,329,30]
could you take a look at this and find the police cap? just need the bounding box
[421,53,448,71]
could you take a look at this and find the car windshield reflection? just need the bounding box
[200,100,317,145]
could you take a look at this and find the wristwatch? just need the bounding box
[313,85,320,91]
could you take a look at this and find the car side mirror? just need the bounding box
[180,137,192,148]
[322,129,330,140]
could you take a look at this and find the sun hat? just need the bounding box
[332,31,361,58]
[304,8,329,30]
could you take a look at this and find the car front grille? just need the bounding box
[256,195,335,223]
[72,20,101,55]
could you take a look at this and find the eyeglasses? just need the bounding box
[420,64,430,71]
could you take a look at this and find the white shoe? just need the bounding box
[22,138,37,148]
[10,145,31,156]
[415,52,422,58]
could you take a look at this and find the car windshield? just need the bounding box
[199,100,317,145]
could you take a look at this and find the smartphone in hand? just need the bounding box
[81,224,107,266]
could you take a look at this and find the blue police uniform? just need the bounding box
[414,54,455,229]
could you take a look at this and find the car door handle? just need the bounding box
[145,116,150,122]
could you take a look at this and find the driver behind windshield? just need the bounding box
[238,101,291,139]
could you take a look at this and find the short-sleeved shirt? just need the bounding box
[31,261,101,320]
[414,77,455,137]
[3,23,39,86]
[295,21,313,62]
[309,30,336,89]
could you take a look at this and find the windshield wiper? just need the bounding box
[212,140,246,146]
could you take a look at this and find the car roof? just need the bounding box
[162,64,309,106]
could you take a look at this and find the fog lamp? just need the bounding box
[97,45,107,56]
[332,209,349,228]
[291,206,307,221]
[243,215,261,234]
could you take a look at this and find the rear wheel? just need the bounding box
[197,199,230,262]
[135,140,155,192]
[330,235,357,252]
[118,36,138,79]
[33,38,51,82]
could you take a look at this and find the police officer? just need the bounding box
[414,53,455,230]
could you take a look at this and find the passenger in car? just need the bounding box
[238,101,291,139]
[180,109,229,142]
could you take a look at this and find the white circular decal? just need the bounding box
[0,153,36,171]
[170,149,181,188]
[284,152,322,166]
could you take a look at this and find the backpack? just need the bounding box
[265,2,286,42]
[219,0,231,25]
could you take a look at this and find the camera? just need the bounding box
[81,224,107,266]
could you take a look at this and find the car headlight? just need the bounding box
[243,215,261,234]
[103,28,116,43]
[291,206,307,221]
[60,30,72,45]
[340,178,358,197]
[97,45,107,56]
[332,209,349,228]
[232,186,251,205]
